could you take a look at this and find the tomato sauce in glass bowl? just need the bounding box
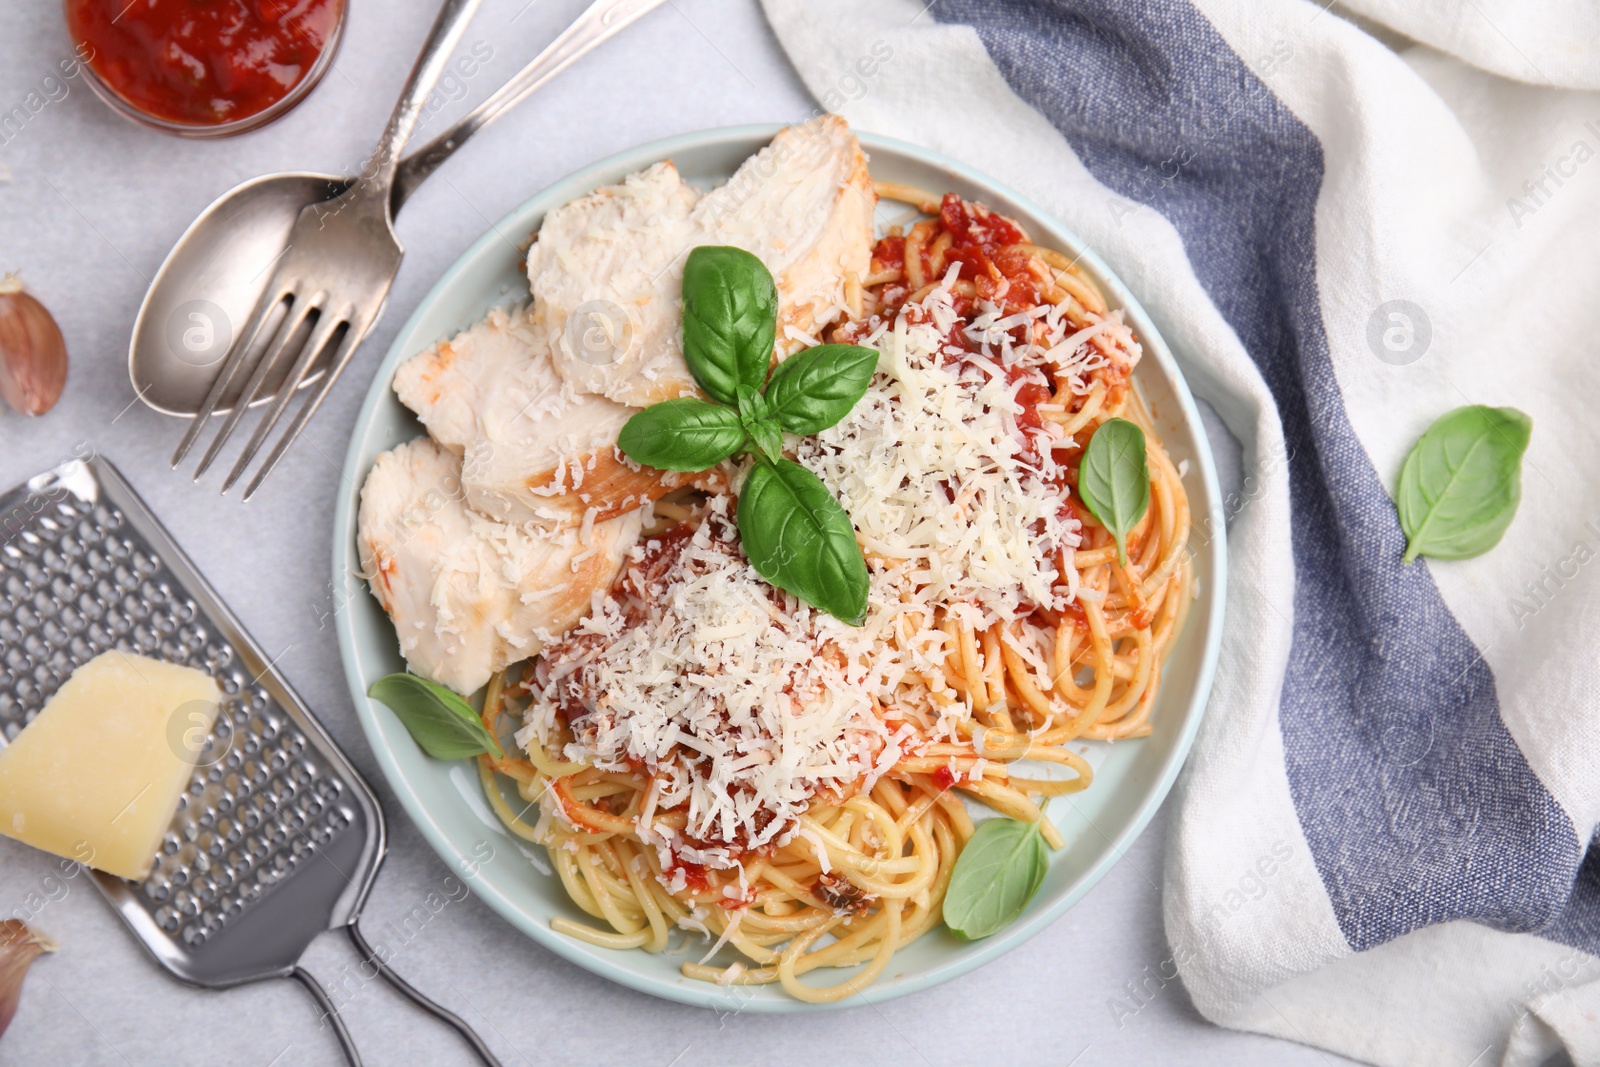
[64,0,346,137]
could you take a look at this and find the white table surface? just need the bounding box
[0,2,1356,1064]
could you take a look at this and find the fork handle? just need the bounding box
[391,0,667,212]
[360,0,485,209]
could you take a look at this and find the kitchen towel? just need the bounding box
[760,1,1600,1064]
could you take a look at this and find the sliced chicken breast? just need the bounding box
[526,160,701,407]
[528,115,874,407]
[357,437,643,695]
[695,115,875,358]
[393,306,685,527]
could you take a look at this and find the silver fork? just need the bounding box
[175,0,669,499]
[172,0,481,499]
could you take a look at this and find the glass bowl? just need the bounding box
[64,0,347,139]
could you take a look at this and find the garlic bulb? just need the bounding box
[0,920,56,1039]
[0,274,68,416]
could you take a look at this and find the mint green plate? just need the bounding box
[333,126,1226,1012]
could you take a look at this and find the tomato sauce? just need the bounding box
[939,193,1026,250]
[636,521,696,568]
[871,233,906,274]
[937,194,1039,312]
[66,0,342,127]
[667,860,711,894]
[1013,380,1052,435]
[868,193,1042,328]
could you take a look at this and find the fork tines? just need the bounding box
[170,286,362,500]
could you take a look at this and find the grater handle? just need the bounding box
[347,921,505,1067]
[290,965,365,1066]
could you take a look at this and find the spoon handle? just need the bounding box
[360,0,485,208]
[391,0,668,212]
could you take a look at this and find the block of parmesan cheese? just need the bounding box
[0,650,221,880]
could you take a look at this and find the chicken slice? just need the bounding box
[357,437,642,695]
[393,306,685,527]
[529,115,874,407]
[526,160,701,406]
[694,115,875,358]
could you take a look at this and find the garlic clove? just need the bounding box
[0,274,68,416]
[0,919,56,1039]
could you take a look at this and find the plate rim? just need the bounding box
[332,123,1228,1012]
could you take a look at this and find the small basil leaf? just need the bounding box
[745,418,784,464]
[368,673,503,761]
[735,384,782,462]
[1397,405,1531,563]
[735,383,770,426]
[943,816,1050,940]
[763,344,880,435]
[617,399,747,472]
[736,457,869,625]
[681,246,777,405]
[1078,417,1150,567]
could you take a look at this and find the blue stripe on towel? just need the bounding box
[934,0,1581,949]
[1546,832,1600,950]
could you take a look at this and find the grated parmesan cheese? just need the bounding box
[522,501,938,869]
[796,267,1095,628]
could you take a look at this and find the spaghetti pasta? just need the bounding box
[477,183,1192,1002]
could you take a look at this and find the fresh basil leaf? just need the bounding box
[617,399,747,472]
[943,816,1050,940]
[735,384,782,462]
[735,383,769,426]
[746,419,784,465]
[736,457,869,625]
[681,246,777,405]
[763,344,879,435]
[1397,405,1531,563]
[368,673,503,761]
[1078,417,1150,567]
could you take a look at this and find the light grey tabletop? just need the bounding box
[0,2,1351,1064]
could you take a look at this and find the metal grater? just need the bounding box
[0,455,501,1066]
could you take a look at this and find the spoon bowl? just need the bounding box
[130,172,351,417]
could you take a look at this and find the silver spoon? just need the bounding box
[130,0,667,420]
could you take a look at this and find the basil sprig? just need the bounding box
[736,384,782,463]
[618,246,876,624]
[1396,404,1530,563]
[1078,417,1151,567]
[368,673,503,761]
[943,814,1052,939]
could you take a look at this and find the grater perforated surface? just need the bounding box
[0,456,384,986]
